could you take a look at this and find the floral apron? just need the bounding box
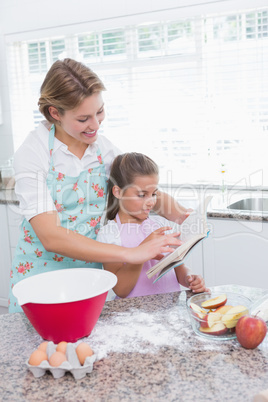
[115,213,181,298]
[9,125,107,313]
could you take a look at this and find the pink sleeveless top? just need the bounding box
[115,213,181,298]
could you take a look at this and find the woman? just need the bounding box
[9,58,190,312]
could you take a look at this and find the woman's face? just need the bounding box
[117,174,159,223]
[51,92,105,146]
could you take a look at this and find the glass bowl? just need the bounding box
[186,292,252,340]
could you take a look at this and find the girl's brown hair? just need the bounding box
[38,58,106,123]
[106,152,159,221]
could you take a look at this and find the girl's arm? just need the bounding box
[154,191,192,224]
[102,261,143,298]
[175,264,209,293]
[30,212,180,265]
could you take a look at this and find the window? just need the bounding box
[6,5,268,187]
[27,38,66,73]
[28,42,47,74]
[78,33,100,61]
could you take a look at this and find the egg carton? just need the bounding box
[26,341,97,380]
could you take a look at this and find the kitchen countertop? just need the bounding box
[0,189,18,205]
[1,284,268,402]
[1,188,268,222]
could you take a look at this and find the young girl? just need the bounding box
[9,59,188,312]
[97,152,208,299]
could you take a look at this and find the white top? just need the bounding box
[14,121,121,221]
[97,215,180,246]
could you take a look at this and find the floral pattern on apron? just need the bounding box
[9,125,107,313]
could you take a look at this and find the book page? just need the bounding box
[146,196,212,279]
[179,195,211,243]
[146,233,204,279]
[153,236,206,283]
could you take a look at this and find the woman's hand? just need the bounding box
[139,227,181,260]
[185,274,209,293]
[125,231,182,265]
[140,226,176,243]
[177,208,193,224]
[153,191,193,225]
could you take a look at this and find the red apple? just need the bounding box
[199,322,228,336]
[201,294,227,310]
[235,315,267,349]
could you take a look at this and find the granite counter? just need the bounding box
[1,285,268,401]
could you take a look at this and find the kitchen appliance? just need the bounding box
[12,268,117,343]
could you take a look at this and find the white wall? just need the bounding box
[0,0,266,165]
[0,26,13,165]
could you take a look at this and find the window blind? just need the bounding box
[6,4,268,187]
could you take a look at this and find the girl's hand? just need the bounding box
[185,274,209,293]
[125,232,182,265]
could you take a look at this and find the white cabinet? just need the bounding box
[0,205,12,308]
[203,218,268,289]
[184,241,204,277]
[179,241,204,291]
[7,203,21,259]
[0,203,20,309]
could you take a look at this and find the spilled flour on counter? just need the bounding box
[88,306,224,360]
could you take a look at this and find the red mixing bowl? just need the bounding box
[12,268,117,343]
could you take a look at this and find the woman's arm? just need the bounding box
[30,212,181,265]
[153,191,192,224]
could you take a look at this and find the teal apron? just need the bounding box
[9,125,107,313]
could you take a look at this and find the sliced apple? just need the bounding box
[199,322,228,336]
[200,312,222,328]
[201,294,227,310]
[190,302,207,319]
[222,305,249,328]
[214,305,233,315]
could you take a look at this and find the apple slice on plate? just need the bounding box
[200,312,222,328]
[222,305,249,328]
[199,322,228,336]
[190,302,207,319]
[201,294,227,309]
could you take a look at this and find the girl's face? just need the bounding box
[50,92,105,147]
[117,174,159,223]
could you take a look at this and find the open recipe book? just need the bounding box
[146,196,212,283]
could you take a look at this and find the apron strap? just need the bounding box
[48,124,103,169]
[48,124,55,170]
[115,213,122,228]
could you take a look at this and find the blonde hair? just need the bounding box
[38,58,106,123]
[106,152,159,221]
